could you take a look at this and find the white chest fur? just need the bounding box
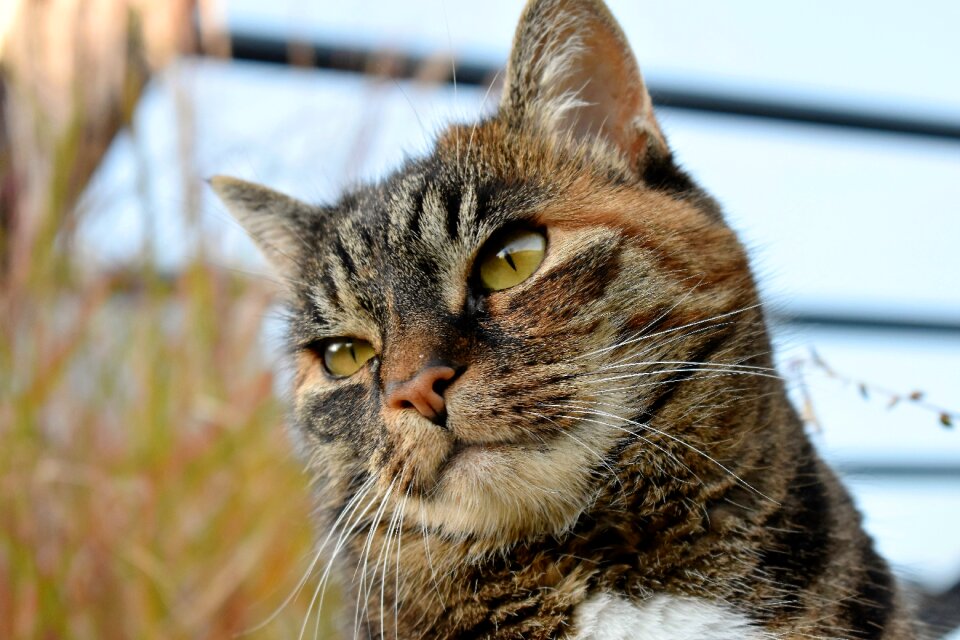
[572,593,773,640]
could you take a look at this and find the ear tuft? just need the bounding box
[500,0,667,170]
[210,175,312,280]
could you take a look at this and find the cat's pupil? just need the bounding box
[500,249,518,271]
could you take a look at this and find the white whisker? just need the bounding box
[394,491,409,639]
[418,500,445,608]
[239,475,377,638]
[353,479,397,639]
[527,410,625,490]
[547,402,778,505]
[601,320,739,370]
[574,303,762,361]
[544,408,702,487]
[377,497,404,640]
[581,366,781,386]
[593,357,776,375]
[300,479,381,640]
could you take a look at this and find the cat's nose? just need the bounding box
[385,365,458,425]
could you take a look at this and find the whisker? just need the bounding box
[439,0,459,167]
[395,490,410,640]
[574,280,705,364]
[544,408,704,489]
[377,498,404,640]
[580,366,781,386]
[353,479,397,639]
[417,500,446,608]
[526,410,625,491]
[576,303,762,361]
[238,475,377,637]
[596,371,777,397]
[601,320,739,370]
[548,402,778,505]
[465,68,503,164]
[299,479,381,640]
[593,357,776,375]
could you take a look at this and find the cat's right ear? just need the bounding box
[499,0,667,170]
[209,175,310,282]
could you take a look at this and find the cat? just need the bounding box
[212,0,927,637]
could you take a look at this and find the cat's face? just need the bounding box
[214,0,761,549]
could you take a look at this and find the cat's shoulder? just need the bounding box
[571,593,774,640]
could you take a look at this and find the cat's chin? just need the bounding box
[410,421,619,546]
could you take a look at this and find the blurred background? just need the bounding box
[2,1,958,638]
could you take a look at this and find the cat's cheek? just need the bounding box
[301,441,363,508]
[293,350,327,394]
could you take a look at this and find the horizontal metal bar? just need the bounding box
[769,313,960,335]
[835,464,960,478]
[650,89,960,141]
[211,32,960,142]
[225,32,493,85]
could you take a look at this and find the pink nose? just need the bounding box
[385,365,458,423]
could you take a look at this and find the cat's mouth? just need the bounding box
[444,438,523,464]
[431,434,544,481]
[448,438,526,458]
[408,419,612,542]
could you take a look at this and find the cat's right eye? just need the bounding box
[477,229,547,292]
[321,338,376,378]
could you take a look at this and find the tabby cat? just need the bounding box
[212,0,926,637]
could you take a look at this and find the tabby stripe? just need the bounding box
[356,224,374,251]
[640,324,736,421]
[838,544,894,640]
[443,187,463,239]
[453,601,547,640]
[754,440,831,615]
[406,182,427,237]
[332,236,358,279]
[318,265,341,306]
[641,150,696,196]
[300,384,370,445]
[621,304,675,341]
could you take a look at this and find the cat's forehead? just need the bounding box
[354,158,547,239]
[303,158,548,328]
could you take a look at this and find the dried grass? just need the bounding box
[1,2,336,638]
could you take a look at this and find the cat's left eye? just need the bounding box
[477,229,546,292]
[322,338,376,378]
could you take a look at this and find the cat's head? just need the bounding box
[213,0,763,549]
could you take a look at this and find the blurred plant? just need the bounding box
[0,2,335,638]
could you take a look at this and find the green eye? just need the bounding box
[478,229,546,292]
[322,338,376,378]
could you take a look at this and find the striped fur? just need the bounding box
[212,0,925,637]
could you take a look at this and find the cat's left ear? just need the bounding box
[499,0,667,168]
[210,175,311,282]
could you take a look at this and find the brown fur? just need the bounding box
[212,1,926,638]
